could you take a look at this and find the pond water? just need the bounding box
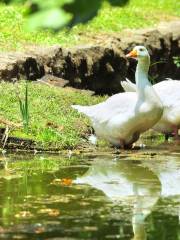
[0,143,179,239]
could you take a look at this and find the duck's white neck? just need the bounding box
[135,56,151,95]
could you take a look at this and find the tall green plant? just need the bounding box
[15,81,29,133]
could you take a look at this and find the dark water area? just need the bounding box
[0,143,179,239]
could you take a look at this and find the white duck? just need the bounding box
[121,77,180,139]
[72,46,163,148]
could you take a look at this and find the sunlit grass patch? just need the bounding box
[0,81,105,149]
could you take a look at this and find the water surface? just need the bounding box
[0,143,179,239]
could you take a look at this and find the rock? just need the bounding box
[0,20,179,94]
[37,74,69,88]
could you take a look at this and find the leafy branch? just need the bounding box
[4,0,129,31]
[173,56,180,68]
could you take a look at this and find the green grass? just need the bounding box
[0,0,179,51]
[0,81,105,149]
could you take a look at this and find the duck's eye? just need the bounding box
[139,48,144,51]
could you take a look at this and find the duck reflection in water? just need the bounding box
[74,157,180,240]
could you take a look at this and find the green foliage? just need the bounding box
[64,0,102,27]
[173,56,180,68]
[26,8,71,31]
[5,0,129,31]
[0,0,179,51]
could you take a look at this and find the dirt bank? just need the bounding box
[0,21,180,94]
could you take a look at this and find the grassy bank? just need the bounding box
[0,1,178,150]
[0,82,105,150]
[0,0,179,51]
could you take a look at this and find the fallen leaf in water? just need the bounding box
[38,208,60,217]
[61,178,72,186]
[49,195,70,203]
[79,201,90,206]
[10,234,26,239]
[15,211,33,219]
[51,178,72,186]
[84,226,98,231]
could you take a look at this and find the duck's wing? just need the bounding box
[154,80,180,106]
[72,92,136,124]
[121,78,136,92]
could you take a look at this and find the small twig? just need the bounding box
[0,117,22,148]
[2,126,9,149]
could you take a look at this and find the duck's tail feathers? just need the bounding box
[121,78,136,92]
[71,105,93,116]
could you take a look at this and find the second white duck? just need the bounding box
[72,46,163,148]
[121,77,180,139]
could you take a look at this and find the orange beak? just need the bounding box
[126,49,138,58]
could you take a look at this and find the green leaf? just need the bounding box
[25,8,72,31]
[5,0,129,31]
[64,0,102,26]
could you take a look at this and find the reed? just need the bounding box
[15,81,29,133]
